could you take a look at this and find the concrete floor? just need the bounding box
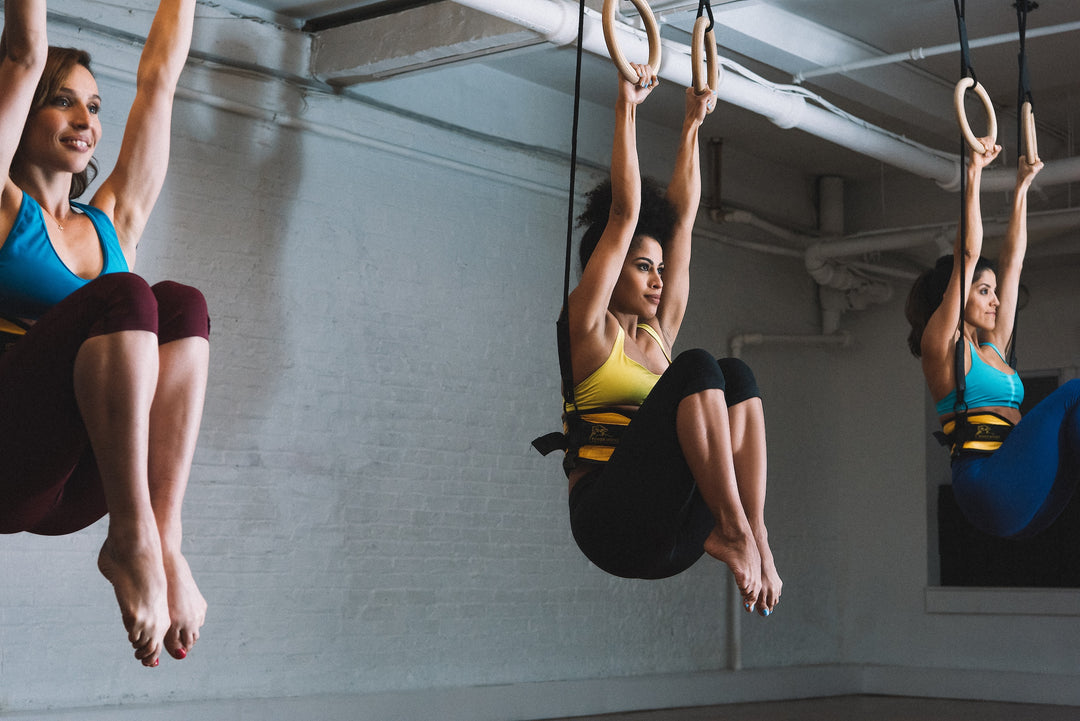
[543,695,1080,721]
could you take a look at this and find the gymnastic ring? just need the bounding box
[1021,101,1039,164]
[691,16,719,107]
[602,0,662,84]
[953,77,997,154]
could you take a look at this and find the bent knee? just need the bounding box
[716,357,761,406]
[152,281,210,343]
[86,273,158,336]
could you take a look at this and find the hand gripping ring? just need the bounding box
[602,0,662,84]
[691,15,719,107]
[1021,101,1039,164]
[953,77,997,154]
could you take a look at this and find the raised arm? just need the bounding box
[653,87,712,343]
[567,65,655,348]
[0,0,48,206]
[91,0,195,265]
[985,156,1042,352]
[921,138,1000,391]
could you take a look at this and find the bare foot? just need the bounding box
[704,524,762,609]
[162,550,207,660]
[753,527,782,616]
[97,534,170,667]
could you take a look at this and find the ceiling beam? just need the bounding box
[310,1,542,86]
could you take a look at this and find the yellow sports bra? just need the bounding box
[566,324,671,412]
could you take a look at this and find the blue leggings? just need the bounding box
[952,379,1080,538]
[569,349,761,579]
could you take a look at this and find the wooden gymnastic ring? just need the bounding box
[953,77,997,154]
[602,0,662,84]
[1021,101,1039,164]
[691,16,718,107]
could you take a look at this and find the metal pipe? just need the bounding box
[449,0,1080,193]
[730,331,853,358]
[450,0,958,182]
[794,21,1080,84]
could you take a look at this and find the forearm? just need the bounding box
[1,0,47,64]
[958,163,984,261]
[999,190,1029,273]
[609,98,641,223]
[666,117,703,225]
[137,0,195,93]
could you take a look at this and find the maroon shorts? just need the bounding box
[0,273,209,535]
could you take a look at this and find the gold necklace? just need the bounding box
[39,204,69,231]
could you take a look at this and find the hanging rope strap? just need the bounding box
[1008,0,1039,370]
[533,0,588,457]
[950,0,977,432]
[691,0,718,104]
[953,0,997,154]
[602,0,662,83]
[1016,1,1039,164]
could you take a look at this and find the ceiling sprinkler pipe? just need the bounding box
[451,0,1080,192]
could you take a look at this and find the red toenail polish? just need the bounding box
[152,658,159,668]
[173,648,187,660]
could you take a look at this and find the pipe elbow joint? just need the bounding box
[545,1,585,46]
[936,160,964,193]
[768,94,806,130]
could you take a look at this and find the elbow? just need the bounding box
[3,29,48,71]
[135,65,182,100]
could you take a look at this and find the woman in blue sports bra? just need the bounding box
[552,64,781,615]
[906,137,1080,538]
[0,0,207,666]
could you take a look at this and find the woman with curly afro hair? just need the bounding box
[550,63,780,615]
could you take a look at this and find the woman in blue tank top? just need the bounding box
[906,137,1080,538]
[548,63,781,615]
[0,0,207,666]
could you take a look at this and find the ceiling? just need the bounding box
[213,0,1080,267]
[244,0,1080,183]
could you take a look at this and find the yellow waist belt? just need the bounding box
[564,410,632,464]
[0,317,28,355]
[0,318,28,336]
[529,407,635,476]
[937,412,1015,457]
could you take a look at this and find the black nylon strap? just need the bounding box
[953,0,971,417]
[696,0,714,34]
[1010,1,1037,369]
[954,0,977,85]
[557,0,588,409]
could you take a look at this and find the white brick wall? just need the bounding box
[2,4,1078,718]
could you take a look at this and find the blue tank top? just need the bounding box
[0,191,129,319]
[935,340,1024,415]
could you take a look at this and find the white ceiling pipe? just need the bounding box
[807,206,1080,264]
[451,0,958,180]
[794,21,1080,84]
[984,155,1080,193]
[729,331,852,359]
[451,0,1080,193]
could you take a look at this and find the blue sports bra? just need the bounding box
[0,191,129,319]
[935,340,1024,415]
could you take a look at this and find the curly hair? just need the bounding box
[11,46,98,199]
[576,176,677,270]
[905,254,995,357]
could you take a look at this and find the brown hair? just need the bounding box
[11,46,98,199]
[904,254,995,357]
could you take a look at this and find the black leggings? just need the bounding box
[568,349,761,579]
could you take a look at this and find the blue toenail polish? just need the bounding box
[763,609,771,617]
